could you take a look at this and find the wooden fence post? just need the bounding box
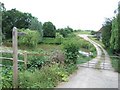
[12,27,18,88]
[24,51,27,69]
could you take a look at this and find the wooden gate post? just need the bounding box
[12,27,18,88]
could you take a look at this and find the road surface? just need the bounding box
[56,34,118,88]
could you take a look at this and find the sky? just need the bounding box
[0,0,119,31]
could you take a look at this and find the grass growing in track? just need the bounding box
[89,36,120,73]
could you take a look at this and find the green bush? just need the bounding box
[63,38,80,64]
[64,64,78,74]
[18,29,40,47]
[42,37,63,45]
[57,27,73,38]
[42,22,56,38]
[111,57,120,73]
[42,38,56,44]
[27,55,49,69]
[1,66,13,88]
[55,33,63,45]
[19,64,68,88]
[79,38,96,53]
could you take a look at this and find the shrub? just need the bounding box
[42,22,56,38]
[55,33,63,45]
[42,37,63,45]
[64,63,78,74]
[18,29,40,47]
[19,64,68,88]
[58,27,73,38]
[63,38,80,64]
[111,57,120,73]
[91,31,96,35]
[27,54,49,69]
[42,38,56,44]
[1,66,13,88]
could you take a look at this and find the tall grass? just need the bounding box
[19,63,77,88]
[111,57,120,72]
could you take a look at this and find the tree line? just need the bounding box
[101,2,120,55]
[1,2,74,43]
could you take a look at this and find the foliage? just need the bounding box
[0,2,3,44]
[42,37,63,45]
[19,64,68,88]
[77,54,92,64]
[57,26,73,38]
[29,17,43,42]
[42,38,56,44]
[102,18,112,48]
[110,18,118,51]
[1,66,13,88]
[55,33,63,45]
[18,29,40,47]
[110,12,120,53]
[78,37,96,53]
[111,57,120,73]
[42,21,56,38]
[1,62,77,88]
[91,30,96,35]
[27,54,49,69]
[62,37,80,64]
[102,3,120,54]
[2,9,33,39]
[64,64,77,74]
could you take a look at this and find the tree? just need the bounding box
[2,9,33,39]
[0,2,6,41]
[42,21,56,38]
[58,28,68,37]
[102,18,112,48]
[29,17,43,42]
[91,30,96,35]
[110,3,120,53]
[58,26,73,38]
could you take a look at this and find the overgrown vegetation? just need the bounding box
[1,2,97,89]
[18,29,40,47]
[19,64,68,88]
[1,32,96,88]
[111,57,120,73]
[101,18,112,48]
[90,36,120,72]
[102,3,120,54]
[42,22,56,38]
[62,37,80,64]
[100,3,120,72]
[57,26,73,38]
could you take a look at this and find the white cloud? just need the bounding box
[1,0,119,30]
